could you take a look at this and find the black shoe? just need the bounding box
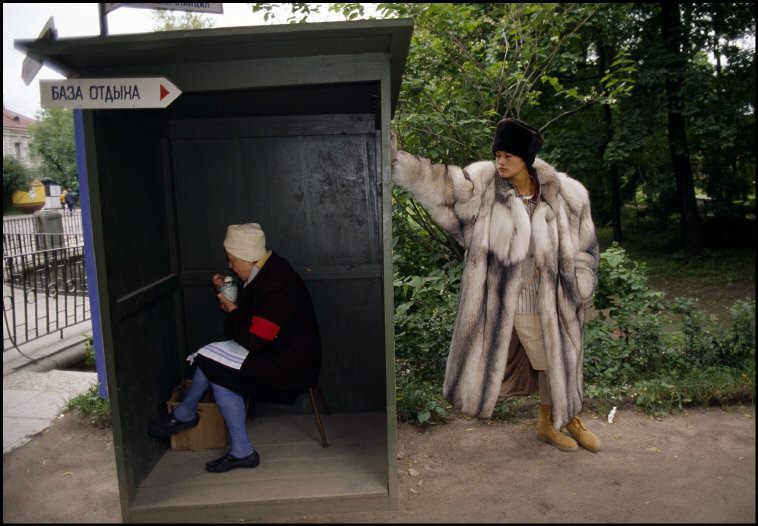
[206,450,260,473]
[148,411,200,438]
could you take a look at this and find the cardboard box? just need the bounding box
[166,380,228,451]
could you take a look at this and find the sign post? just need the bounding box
[40,77,182,109]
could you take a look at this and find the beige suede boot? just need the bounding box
[536,404,578,452]
[566,415,601,453]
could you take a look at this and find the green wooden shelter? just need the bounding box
[16,18,412,522]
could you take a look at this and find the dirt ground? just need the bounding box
[3,404,755,523]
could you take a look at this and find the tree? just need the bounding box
[152,10,215,31]
[28,108,77,190]
[257,3,634,264]
[659,3,705,255]
[250,3,753,254]
[3,156,31,195]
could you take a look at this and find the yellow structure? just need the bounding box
[11,179,45,213]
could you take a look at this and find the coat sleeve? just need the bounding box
[224,279,295,353]
[392,150,487,246]
[574,199,599,302]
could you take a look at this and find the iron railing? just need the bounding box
[3,211,91,350]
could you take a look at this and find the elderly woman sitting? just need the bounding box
[149,223,322,473]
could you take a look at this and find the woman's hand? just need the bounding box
[217,293,238,313]
[212,273,224,292]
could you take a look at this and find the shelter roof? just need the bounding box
[15,18,413,114]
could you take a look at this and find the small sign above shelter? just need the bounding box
[40,77,182,109]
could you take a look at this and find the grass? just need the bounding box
[66,384,111,427]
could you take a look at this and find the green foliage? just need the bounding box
[585,243,754,414]
[152,10,215,31]
[66,384,111,427]
[394,258,462,384]
[395,369,449,425]
[28,109,77,190]
[257,3,756,420]
[593,242,664,314]
[3,156,31,195]
[84,335,96,370]
[670,297,756,369]
[634,366,754,415]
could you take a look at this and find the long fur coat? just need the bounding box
[392,151,599,430]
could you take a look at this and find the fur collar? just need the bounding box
[532,158,560,209]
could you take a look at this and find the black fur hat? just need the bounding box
[491,118,544,166]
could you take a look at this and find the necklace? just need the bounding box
[514,177,534,200]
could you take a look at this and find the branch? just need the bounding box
[539,99,600,131]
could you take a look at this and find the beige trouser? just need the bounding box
[514,314,547,371]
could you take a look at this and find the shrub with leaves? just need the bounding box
[585,243,673,384]
[671,297,756,370]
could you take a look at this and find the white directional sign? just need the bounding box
[105,3,224,14]
[40,78,182,110]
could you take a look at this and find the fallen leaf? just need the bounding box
[647,447,661,454]
[62,471,72,476]
[409,488,419,494]
[408,468,420,477]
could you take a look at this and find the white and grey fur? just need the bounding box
[392,151,599,430]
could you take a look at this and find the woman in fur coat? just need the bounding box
[391,118,600,453]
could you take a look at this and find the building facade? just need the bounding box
[3,107,42,172]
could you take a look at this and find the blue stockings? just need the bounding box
[172,366,255,458]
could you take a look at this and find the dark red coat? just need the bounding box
[196,252,322,397]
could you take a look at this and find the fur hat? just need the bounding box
[491,118,544,166]
[223,223,267,262]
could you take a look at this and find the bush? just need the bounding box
[394,259,462,384]
[670,297,756,369]
[395,368,449,425]
[392,235,754,423]
[393,257,461,424]
[585,243,674,385]
[3,156,31,195]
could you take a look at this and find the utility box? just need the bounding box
[16,19,412,522]
[33,209,63,250]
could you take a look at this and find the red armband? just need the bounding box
[249,316,280,341]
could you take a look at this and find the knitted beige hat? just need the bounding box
[223,223,267,262]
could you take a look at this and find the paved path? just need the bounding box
[3,321,96,455]
[3,369,97,454]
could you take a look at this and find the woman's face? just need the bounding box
[226,252,254,281]
[495,151,526,179]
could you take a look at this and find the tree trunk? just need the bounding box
[599,42,623,242]
[659,2,704,254]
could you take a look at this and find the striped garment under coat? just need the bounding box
[392,151,599,430]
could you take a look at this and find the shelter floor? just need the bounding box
[131,412,389,522]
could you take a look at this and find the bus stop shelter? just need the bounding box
[16,18,412,522]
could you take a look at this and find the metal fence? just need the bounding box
[3,210,91,351]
